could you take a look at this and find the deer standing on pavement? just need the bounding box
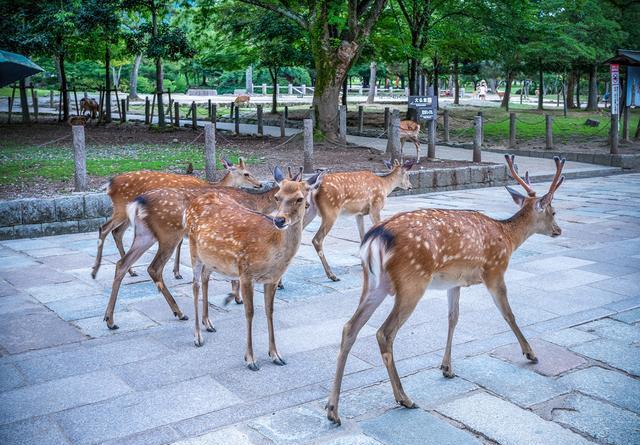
[306,159,414,282]
[92,158,262,280]
[399,120,421,163]
[326,155,566,425]
[186,170,324,370]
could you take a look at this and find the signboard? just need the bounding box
[611,64,619,116]
[408,95,437,121]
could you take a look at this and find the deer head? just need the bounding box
[222,157,262,189]
[382,159,415,190]
[272,167,324,229]
[504,154,565,238]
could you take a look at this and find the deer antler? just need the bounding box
[505,154,536,197]
[548,156,566,195]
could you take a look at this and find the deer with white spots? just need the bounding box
[102,167,291,330]
[399,120,421,162]
[92,158,262,281]
[186,169,324,370]
[326,155,566,425]
[305,159,414,282]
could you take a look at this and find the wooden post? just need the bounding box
[358,105,364,134]
[211,103,217,124]
[7,96,13,123]
[207,99,212,119]
[339,105,347,142]
[72,125,87,192]
[174,101,180,128]
[150,93,156,126]
[257,104,263,135]
[204,122,216,182]
[191,101,197,130]
[384,107,390,133]
[115,88,122,121]
[303,118,314,173]
[120,98,126,123]
[386,109,401,162]
[31,86,38,122]
[443,109,450,142]
[509,112,516,148]
[229,102,234,119]
[126,96,129,112]
[234,105,240,134]
[288,83,292,95]
[49,90,54,108]
[610,113,619,154]
[144,97,150,124]
[428,119,436,159]
[284,105,289,120]
[280,113,286,138]
[545,114,553,149]
[622,106,630,142]
[262,83,267,95]
[477,111,484,143]
[73,88,79,115]
[473,115,482,163]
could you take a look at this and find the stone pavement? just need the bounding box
[0,174,639,445]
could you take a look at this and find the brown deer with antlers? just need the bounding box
[326,155,566,425]
[399,120,421,162]
[186,169,324,370]
[92,158,262,280]
[306,159,414,282]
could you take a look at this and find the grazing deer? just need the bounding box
[234,94,251,106]
[399,120,421,163]
[326,155,566,425]
[92,158,261,280]
[306,160,414,282]
[186,169,324,370]
[79,97,99,119]
[102,169,288,330]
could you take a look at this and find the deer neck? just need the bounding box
[379,169,402,195]
[216,172,233,187]
[500,206,537,251]
[276,218,304,265]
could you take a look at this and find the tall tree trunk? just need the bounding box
[270,67,278,114]
[156,57,165,126]
[567,71,576,108]
[59,51,69,121]
[454,59,460,105]
[501,71,513,109]
[576,71,581,109]
[367,61,376,104]
[19,78,30,123]
[433,56,439,102]
[105,46,112,123]
[408,58,418,95]
[538,62,544,111]
[129,53,142,100]
[586,63,598,111]
[342,76,348,107]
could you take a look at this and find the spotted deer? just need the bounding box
[306,159,414,282]
[186,170,324,370]
[326,155,566,425]
[79,97,99,119]
[102,168,288,330]
[399,120,421,163]
[234,94,251,106]
[92,158,261,280]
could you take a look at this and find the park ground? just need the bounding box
[0,173,639,445]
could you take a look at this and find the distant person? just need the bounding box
[478,80,487,101]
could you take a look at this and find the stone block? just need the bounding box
[0,200,22,226]
[14,224,43,239]
[72,310,157,338]
[434,168,454,187]
[0,363,25,392]
[570,339,640,376]
[408,171,420,189]
[592,153,612,166]
[0,417,71,445]
[169,426,258,445]
[400,368,477,407]
[42,221,79,237]
[420,169,435,189]
[491,339,587,376]
[540,327,599,347]
[452,167,471,186]
[469,166,488,183]
[576,318,640,344]
[84,193,112,218]
[54,196,85,221]
[249,405,334,444]
[21,199,55,224]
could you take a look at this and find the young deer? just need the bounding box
[186,170,324,370]
[326,155,566,425]
[306,159,414,282]
[102,169,286,330]
[399,120,421,163]
[92,158,261,280]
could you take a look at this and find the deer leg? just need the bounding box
[147,238,187,321]
[327,268,389,425]
[264,282,285,365]
[201,267,215,332]
[241,278,259,370]
[192,260,204,347]
[440,287,460,378]
[369,207,382,225]
[103,224,155,330]
[485,276,537,362]
[225,280,242,305]
[112,222,137,277]
[355,214,366,242]
[415,139,421,164]
[400,139,405,162]
[312,214,339,281]
[92,216,124,279]
[172,239,183,279]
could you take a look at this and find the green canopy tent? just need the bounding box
[0,49,43,88]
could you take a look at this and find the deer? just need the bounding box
[92,158,262,281]
[102,167,293,330]
[306,159,414,282]
[326,155,566,425]
[234,94,251,106]
[79,97,99,119]
[186,169,324,370]
[399,120,421,163]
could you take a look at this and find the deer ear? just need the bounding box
[238,158,246,169]
[536,192,553,211]
[222,157,233,169]
[306,170,325,190]
[273,166,285,184]
[402,159,415,170]
[383,160,392,170]
[393,159,400,167]
[505,186,526,207]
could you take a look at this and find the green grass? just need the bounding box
[0,143,256,185]
[0,87,54,97]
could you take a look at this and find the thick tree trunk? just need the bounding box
[59,52,69,121]
[342,76,348,107]
[270,68,278,114]
[538,63,544,111]
[367,61,376,104]
[586,64,598,111]
[129,54,142,99]
[155,57,165,126]
[105,46,112,123]
[501,71,513,109]
[567,71,576,108]
[576,72,581,109]
[19,78,30,123]
[408,58,418,95]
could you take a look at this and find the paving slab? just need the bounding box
[570,339,640,375]
[0,416,71,445]
[611,307,640,324]
[0,363,25,392]
[249,405,334,444]
[100,426,182,445]
[72,310,158,338]
[576,318,640,344]
[437,392,594,445]
[541,327,600,347]
[491,339,587,376]
[169,426,265,445]
[311,433,384,445]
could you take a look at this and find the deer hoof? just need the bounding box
[270,354,287,366]
[525,352,538,363]
[203,319,216,332]
[247,361,260,371]
[174,273,183,280]
[107,324,119,330]
[328,274,340,282]
[399,399,418,409]
[235,294,243,304]
[128,269,138,277]
[440,364,455,378]
[91,269,98,279]
[326,405,341,426]
[194,334,204,347]
[277,282,285,290]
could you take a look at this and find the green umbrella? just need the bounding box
[0,50,44,88]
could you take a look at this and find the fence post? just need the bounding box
[386,109,401,162]
[280,113,286,138]
[428,119,436,159]
[144,97,150,124]
[302,84,306,95]
[49,90,54,108]
[262,83,267,95]
[310,105,316,129]
[288,83,292,95]
[384,107,390,134]
[229,102,234,119]
[339,105,347,142]
[234,105,240,134]
[473,115,482,163]
[284,105,289,120]
[207,99,212,119]
[204,122,216,182]
[121,98,126,123]
[545,114,553,149]
[443,109,450,142]
[358,105,364,134]
[622,106,630,142]
[191,101,197,130]
[126,96,129,112]
[31,87,39,122]
[174,101,180,127]
[211,103,217,124]
[72,125,87,192]
[303,118,314,173]
[509,112,516,148]
[610,113,619,154]
[477,111,484,143]
[7,96,13,123]
[257,104,264,136]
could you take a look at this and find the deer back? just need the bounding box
[314,171,390,216]
[108,172,208,209]
[399,120,420,139]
